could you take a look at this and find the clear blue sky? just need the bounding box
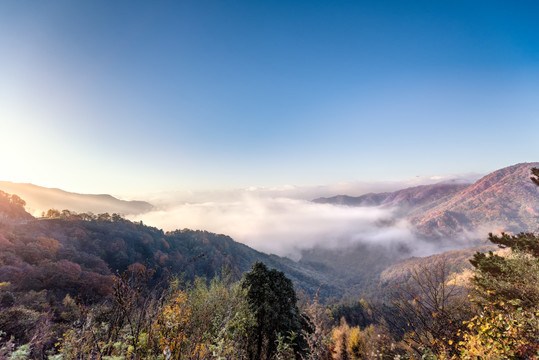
[1,1,538,196]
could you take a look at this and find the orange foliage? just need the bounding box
[37,237,61,256]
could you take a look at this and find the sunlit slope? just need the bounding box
[411,162,539,237]
[0,181,153,216]
[315,162,539,239]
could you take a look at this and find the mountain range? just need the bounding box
[314,162,539,239]
[0,181,153,216]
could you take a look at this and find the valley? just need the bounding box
[0,162,537,358]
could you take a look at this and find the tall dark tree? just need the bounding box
[241,262,309,360]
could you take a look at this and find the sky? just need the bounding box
[1,0,538,198]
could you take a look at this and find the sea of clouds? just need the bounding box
[135,195,416,259]
[133,173,483,260]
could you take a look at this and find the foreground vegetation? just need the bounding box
[0,168,538,359]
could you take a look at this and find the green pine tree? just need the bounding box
[241,262,310,360]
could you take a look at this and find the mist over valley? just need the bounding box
[2,163,537,295]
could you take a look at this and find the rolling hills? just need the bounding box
[0,181,153,216]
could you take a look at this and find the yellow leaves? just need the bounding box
[457,302,539,360]
[190,343,209,359]
[154,290,192,359]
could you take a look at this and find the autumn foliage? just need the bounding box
[0,167,538,358]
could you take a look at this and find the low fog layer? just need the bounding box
[134,195,413,259]
[133,174,485,259]
[133,193,484,260]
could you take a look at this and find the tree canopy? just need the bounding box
[241,262,309,359]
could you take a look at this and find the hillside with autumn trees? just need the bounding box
[0,165,538,359]
[0,202,339,302]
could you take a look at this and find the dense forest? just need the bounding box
[0,167,538,359]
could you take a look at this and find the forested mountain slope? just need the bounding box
[314,162,539,239]
[0,193,339,304]
[380,245,494,286]
[411,162,539,237]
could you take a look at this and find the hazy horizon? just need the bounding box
[1,169,482,204]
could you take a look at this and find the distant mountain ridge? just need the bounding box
[314,162,539,238]
[411,162,539,237]
[0,181,153,216]
[314,182,470,209]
